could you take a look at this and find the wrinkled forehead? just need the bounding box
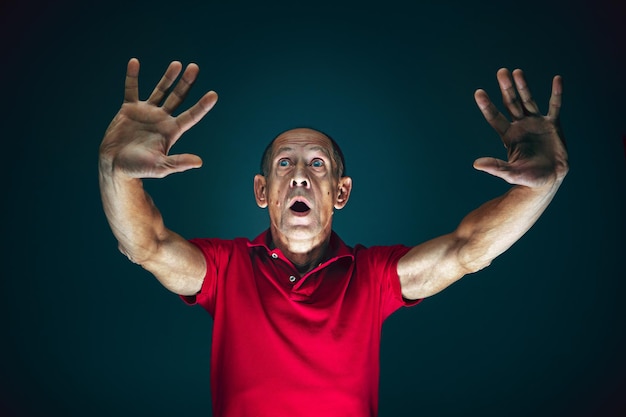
[270,128,334,157]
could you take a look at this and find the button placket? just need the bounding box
[268,250,298,286]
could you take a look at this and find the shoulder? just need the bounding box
[190,236,236,250]
[331,232,410,269]
[189,236,254,261]
[354,243,412,266]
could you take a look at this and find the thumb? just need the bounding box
[473,157,514,183]
[163,153,203,175]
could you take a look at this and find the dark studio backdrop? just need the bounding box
[1,0,625,416]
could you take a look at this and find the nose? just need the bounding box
[290,164,309,188]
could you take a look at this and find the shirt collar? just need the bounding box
[248,229,354,264]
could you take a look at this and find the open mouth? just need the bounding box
[290,201,311,213]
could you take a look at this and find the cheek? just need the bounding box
[270,192,282,207]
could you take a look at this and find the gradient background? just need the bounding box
[1,0,625,416]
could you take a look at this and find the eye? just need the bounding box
[278,159,291,167]
[310,159,325,168]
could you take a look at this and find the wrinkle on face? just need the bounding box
[254,128,351,261]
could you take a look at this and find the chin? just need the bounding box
[284,226,323,241]
[276,221,328,243]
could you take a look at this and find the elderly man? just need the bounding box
[99,58,568,416]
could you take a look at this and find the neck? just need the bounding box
[269,230,332,275]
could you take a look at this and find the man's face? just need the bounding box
[254,128,352,251]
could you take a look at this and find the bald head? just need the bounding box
[260,128,346,179]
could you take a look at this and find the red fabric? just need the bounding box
[182,230,420,417]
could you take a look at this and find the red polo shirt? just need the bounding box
[183,230,419,417]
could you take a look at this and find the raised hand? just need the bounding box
[99,58,218,179]
[473,69,568,188]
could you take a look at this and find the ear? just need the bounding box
[334,176,352,210]
[254,174,268,208]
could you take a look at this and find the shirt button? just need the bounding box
[289,275,296,283]
[271,253,278,259]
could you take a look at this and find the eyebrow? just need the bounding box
[273,146,331,158]
[274,146,293,156]
[309,146,331,157]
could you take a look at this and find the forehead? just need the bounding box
[271,128,333,156]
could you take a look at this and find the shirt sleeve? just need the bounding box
[179,237,226,316]
[358,244,422,320]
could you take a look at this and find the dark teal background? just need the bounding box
[1,0,625,416]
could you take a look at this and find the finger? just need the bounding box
[164,153,203,175]
[124,58,140,103]
[147,61,183,105]
[547,75,563,120]
[473,157,516,183]
[497,68,525,120]
[474,89,510,138]
[150,154,204,178]
[512,69,540,115]
[175,91,219,134]
[162,63,200,114]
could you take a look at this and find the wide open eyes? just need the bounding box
[276,158,326,170]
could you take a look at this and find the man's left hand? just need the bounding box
[473,68,569,188]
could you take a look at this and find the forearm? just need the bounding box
[400,69,568,299]
[96,59,214,295]
[455,179,563,272]
[98,158,166,265]
[98,157,206,295]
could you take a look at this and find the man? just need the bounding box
[99,58,568,416]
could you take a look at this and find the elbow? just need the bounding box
[117,242,156,266]
[456,238,493,274]
[452,222,495,274]
[464,258,492,274]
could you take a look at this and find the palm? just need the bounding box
[474,69,568,188]
[99,59,218,179]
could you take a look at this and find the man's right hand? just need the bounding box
[98,58,213,296]
[99,58,218,179]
